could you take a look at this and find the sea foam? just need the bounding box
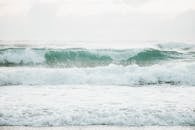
[0,62,195,86]
[0,85,195,126]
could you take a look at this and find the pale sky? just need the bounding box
[0,0,195,42]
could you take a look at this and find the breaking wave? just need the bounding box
[0,48,188,67]
[1,42,195,126]
[0,62,195,86]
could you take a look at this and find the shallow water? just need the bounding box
[1,126,195,130]
[0,85,195,126]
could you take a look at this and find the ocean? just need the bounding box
[0,41,195,126]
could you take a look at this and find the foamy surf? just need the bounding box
[0,41,195,126]
[0,85,195,126]
[0,62,195,86]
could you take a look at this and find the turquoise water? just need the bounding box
[0,48,190,67]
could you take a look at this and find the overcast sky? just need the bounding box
[0,0,195,42]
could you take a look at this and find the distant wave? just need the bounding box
[0,47,191,67]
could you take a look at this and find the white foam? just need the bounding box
[0,62,195,86]
[0,85,195,126]
[0,48,45,65]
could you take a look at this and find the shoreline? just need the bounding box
[1,126,195,130]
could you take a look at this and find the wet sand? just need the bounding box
[1,126,195,130]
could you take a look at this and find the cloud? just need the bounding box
[0,0,194,42]
[113,0,150,6]
[0,0,195,17]
[0,0,31,16]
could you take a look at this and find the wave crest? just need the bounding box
[0,48,187,67]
